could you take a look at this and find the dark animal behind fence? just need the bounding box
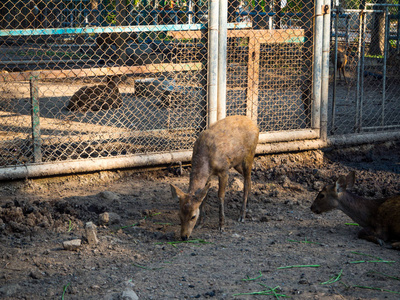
[331,45,348,83]
[67,75,123,112]
[96,32,138,51]
[311,171,400,249]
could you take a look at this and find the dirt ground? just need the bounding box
[0,141,399,300]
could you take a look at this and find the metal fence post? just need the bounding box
[30,76,42,163]
[217,0,227,121]
[382,6,389,127]
[330,8,339,133]
[313,0,324,130]
[321,0,331,141]
[208,0,219,126]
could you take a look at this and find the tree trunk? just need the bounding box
[369,0,386,56]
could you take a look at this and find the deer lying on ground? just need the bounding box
[67,75,123,112]
[311,171,400,249]
[171,115,259,240]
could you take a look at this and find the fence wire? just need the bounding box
[329,3,400,135]
[1,0,209,166]
[0,0,317,169]
[7,1,398,172]
[226,0,314,132]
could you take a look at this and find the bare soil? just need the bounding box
[1,141,400,300]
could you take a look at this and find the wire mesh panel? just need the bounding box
[226,0,314,132]
[329,3,400,135]
[0,0,209,167]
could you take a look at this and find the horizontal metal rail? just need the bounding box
[366,3,400,7]
[258,129,320,144]
[0,22,252,37]
[1,131,400,181]
[0,62,204,82]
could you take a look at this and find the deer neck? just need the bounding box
[188,148,211,195]
[338,192,384,228]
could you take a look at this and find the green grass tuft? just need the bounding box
[277,264,320,269]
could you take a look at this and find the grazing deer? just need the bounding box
[67,75,123,112]
[171,115,259,240]
[311,171,400,249]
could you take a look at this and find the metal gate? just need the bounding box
[329,3,400,136]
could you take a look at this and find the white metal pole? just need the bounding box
[208,0,219,126]
[217,0,227,120]
[312,0,324,130]
[320,0,331,141]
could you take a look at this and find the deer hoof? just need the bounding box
[377,238,385,247]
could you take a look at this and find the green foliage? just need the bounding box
[106,12,116,24]
[284,0,303,13]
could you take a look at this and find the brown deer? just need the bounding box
[67,75,123,112]
[331,45,348,84]
[170,115,259,240]
[311,171,400,249]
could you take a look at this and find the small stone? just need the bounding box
[63,239,82,251]
[99,191,120,201]
[99,212,121,225]
[29,270,43,279]
[121,288,139,300]
[91,285,101,289]
[205,290,216,297]
[299,279,308,284]
[85,222,99,245]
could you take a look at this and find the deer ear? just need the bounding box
[194,183,210,203]
[346,171,355,189]
[335,175,348,193]
[170,184,186,202]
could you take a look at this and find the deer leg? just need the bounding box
[341,68,347,84]
[238,160,252,223]
[358,228,384,246]
[218,172,229,231]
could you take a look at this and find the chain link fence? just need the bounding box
[1,0,211,167]
[1,0,398,177]
[226,1,313,132]
[329,1,400,135]
[0,0,316,173]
